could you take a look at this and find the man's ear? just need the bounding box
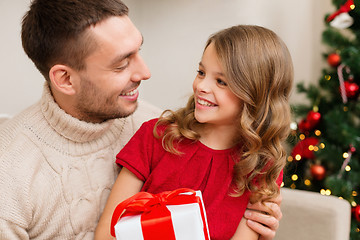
[49,64,77,95]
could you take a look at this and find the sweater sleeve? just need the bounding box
[116,119,159,181]
[0,219,29,240]
[0,135,36,240]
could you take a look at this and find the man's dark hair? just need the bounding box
[21,0,129,80]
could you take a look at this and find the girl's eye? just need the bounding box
[197,70,205,76]
[217,79,227,86]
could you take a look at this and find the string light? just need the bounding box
[291,174,298,181]
[299,134,305,140]
[324,75,331,81]
[338,147,353,178]
[295,154,302,161]
[280,182,285,187]
[304,179,311,186]
[319,143,325,149]
[308,145,314,151]
[315,130,321,136]
[287,156,293,162]
[290,122,297,131]
[351,201,357,207]
[320,189,331,196]
[290,183,296,189]
[343,106,348,112]
[352,191,358,197]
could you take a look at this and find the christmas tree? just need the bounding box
[284,0,360,239]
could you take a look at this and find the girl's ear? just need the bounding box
[48,64,77,95]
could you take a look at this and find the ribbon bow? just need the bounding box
[111,188,209,240]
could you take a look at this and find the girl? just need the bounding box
[96,25,293,240]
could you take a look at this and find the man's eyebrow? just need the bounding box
[109,36,144,67]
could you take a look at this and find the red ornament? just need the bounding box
[327,53,341,67]
[352,206,360,222]
[291,137,319,160]
[306,111,321,126]
[350,146,356,153]
[298,119,312,132]
[310,164,326,181]
[344,80,360,98]
[298,111,321,133]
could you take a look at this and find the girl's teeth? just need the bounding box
[197,99,215,107]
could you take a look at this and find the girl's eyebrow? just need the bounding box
[198,62,224,76]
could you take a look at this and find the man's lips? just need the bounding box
[120,88,138,96]
[119,88,139,101]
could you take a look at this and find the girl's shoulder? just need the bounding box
[139,118,168,136]
[144,118,159,126]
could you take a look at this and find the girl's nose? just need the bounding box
[197,78,211,93]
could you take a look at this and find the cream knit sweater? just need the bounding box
[0,83,162,239]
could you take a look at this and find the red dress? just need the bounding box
[116,119,283,240]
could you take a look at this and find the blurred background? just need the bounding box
[0,0,333,115]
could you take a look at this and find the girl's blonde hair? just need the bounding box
[154,25,293,203]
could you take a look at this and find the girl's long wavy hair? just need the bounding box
[154,25,293,203]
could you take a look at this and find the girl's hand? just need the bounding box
[95,168,144,240]
[244,193,283,240]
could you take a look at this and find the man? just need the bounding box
[0,0,282,239]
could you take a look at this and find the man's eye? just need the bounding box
[115,60,129,71]
[116,64,128,71]
[197,70,205,76]
[217,79,227,86]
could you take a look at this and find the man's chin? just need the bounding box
[112,101,138,119]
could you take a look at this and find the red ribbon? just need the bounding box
[110,188,210,240]
[327,0,355,22]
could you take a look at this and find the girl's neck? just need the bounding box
[196,123,239,150]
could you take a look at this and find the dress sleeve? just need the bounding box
[251,168,284,189]
[276,169,284,187]
[116,119,159,181]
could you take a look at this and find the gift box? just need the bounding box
[111,188,210,240]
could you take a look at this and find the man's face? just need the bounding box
[74,16,150,123]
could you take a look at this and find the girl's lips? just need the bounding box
[196,96,217,107]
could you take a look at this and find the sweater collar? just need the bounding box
[40,83,125,143]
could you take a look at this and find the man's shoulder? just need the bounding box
[136,99,163,117]
[130,99,163,130]
[0,105,43,159]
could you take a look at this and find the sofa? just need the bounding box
[275,187,351,240]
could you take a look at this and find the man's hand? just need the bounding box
[244,193,283,240]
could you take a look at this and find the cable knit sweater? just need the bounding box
[0,83,162,239]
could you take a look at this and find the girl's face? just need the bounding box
[193,43,242,127]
